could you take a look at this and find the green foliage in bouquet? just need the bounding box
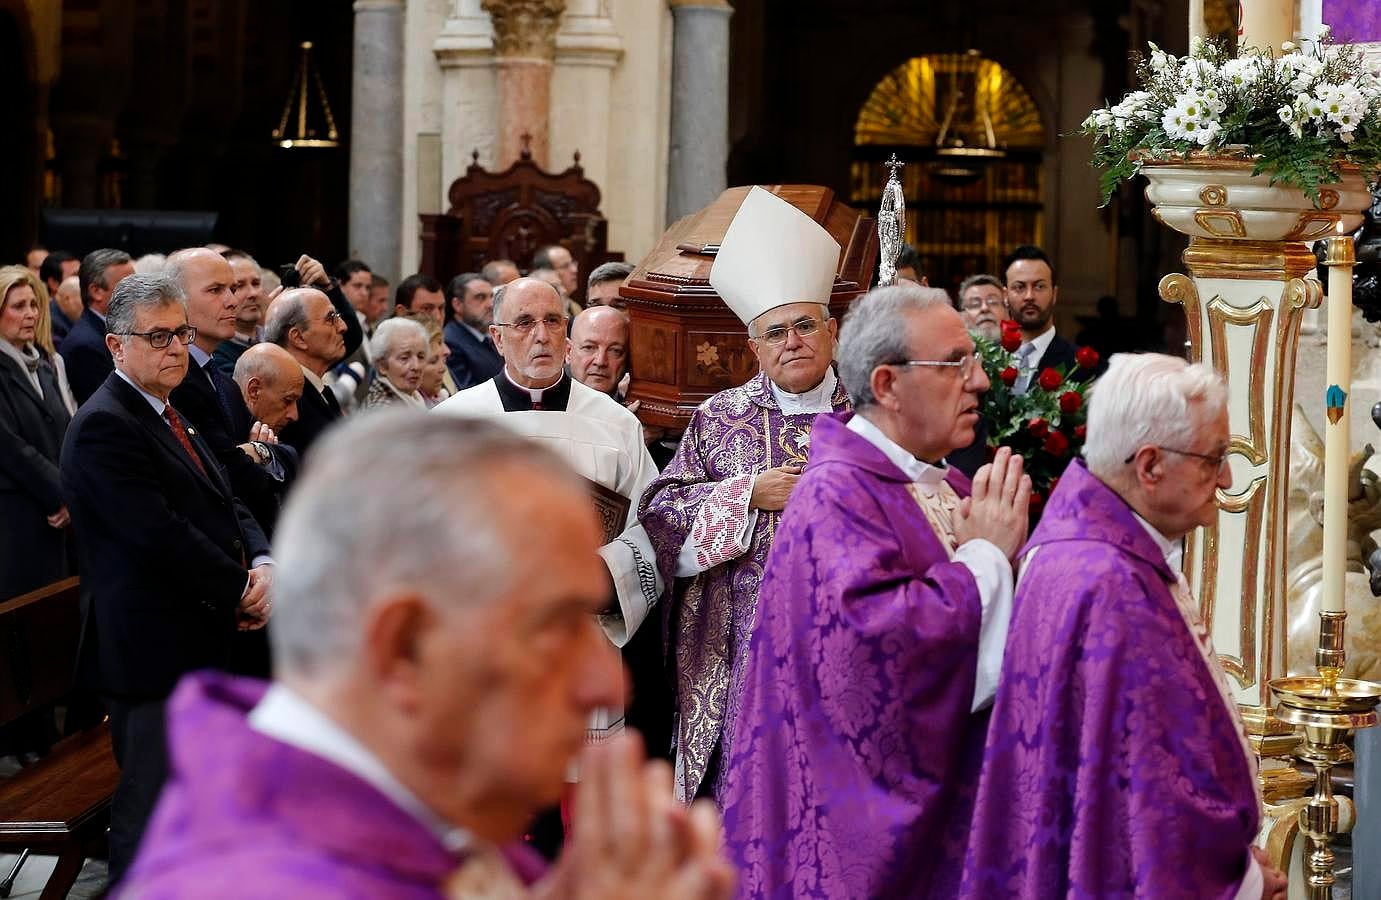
[1081,27,1381,206]
[976,320,1099,517]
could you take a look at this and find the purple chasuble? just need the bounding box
[117,672,546,898]
[639,370,850,801]
[960,460,1259,899]
[721,412,988,899]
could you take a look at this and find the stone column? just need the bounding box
[481,0,566,168]
[550,0,623,192]
[350,0,404,280]
[665,0,731,224]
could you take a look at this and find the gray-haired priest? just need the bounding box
[639,187,851,803]
[432,275,662,747]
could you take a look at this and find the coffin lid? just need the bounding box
[622,185,878,310]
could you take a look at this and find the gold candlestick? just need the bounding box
[1269,228,1380,899]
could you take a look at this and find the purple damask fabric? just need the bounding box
[720,412,988,899]
[960,461,1259,899]
[1323,1,1381,42]
[639,371,849,801]
[117,673,545,899]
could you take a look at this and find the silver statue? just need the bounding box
[876,154,906,287]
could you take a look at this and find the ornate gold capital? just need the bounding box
[481,0,566,59]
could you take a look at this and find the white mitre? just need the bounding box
[709,186,842,326]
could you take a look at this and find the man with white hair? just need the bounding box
[639,186,852,802]
[961,353,1287,899]
[721,282,1030,898]
[116,413,735,898]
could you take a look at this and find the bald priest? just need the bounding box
[639,186,851,802]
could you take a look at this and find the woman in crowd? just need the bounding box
[363,317,429,410]
[411,314,451,408]
[0,265,78,600]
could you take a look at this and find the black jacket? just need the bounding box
[276,282,362,460]
[0,350,73,599]
[61,372,270,700]
[59,308,114,406]
[444,320,504,391]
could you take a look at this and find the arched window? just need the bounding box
[852,53,1045,295]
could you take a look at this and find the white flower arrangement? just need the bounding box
[1083,26,1381,205]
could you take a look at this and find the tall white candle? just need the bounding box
[1322,226,1355,614]
[1239,0,1294,53]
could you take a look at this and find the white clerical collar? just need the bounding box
[1018,325,1056,368]
[249,684,471,854]
[1131,510,1184,574]
[503,366,562,403]
[115,368,169,417]
[299,364,325,393]
[847,412,949,486]
[769,367,838,415]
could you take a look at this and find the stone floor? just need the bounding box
[0,854,107,900]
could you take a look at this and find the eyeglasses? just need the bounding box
[1123,446,1229,468]
[494,314,568,335]
[323,310,343,325]
[961,296,1006,312]
[889,352,983,380]
[117,325,198,349]
[755,317,824,345]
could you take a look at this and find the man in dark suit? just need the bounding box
[443,272,502,391]
[264,285,357,460]
[60,272,272,883]
[58,249,136,404]
[1002,244,1094,393]
[166,248,299,540]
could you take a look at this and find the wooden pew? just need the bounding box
[0,578,119,899]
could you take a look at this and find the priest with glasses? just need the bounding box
[639,187,852,803]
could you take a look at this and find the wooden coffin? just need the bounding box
[623,185,877,431]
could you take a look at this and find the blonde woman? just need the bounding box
[0,265,78,599]
[408,314,451,408]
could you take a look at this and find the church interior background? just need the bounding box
[7,0,1381,896]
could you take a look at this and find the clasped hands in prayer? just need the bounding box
[534,734,735,900]
[955,446,1032,561]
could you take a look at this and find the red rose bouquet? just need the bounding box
[975,320,1099,520]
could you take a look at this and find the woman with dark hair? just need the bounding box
[0,264,77,600]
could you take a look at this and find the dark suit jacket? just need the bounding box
[277,378,340,462]
[61,372,270,700]
[1037,333,1097,384]
[444,320,503,391]
[59,308,114,406]
[0,351,73,599]
[50,300,76,346]
[171,358,299,538]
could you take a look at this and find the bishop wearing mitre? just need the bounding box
[639,186,852,803]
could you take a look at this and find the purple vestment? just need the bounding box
[720,412,988,899]
[960,461,1260,899]
[117,673,545,899]
[640,371,850,801]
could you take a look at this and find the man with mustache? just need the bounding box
[434,277,664,753]
[1003,244,1092,393]
[957,273,1009,341]
[639,186,852,803]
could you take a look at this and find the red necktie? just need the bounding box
[164,405,209,479]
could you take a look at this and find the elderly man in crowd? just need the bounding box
[482,258,520,287]
[50,273,83,346]
[264,279,362,459]
[957,273,1009,341]
[116,413,734,899]
[61,273,272,882]
[444,271,502,391]
[721,282,1029,898]
[567,305,629,399]
[585,261,633,309]
[233,343,303,438]
[961,353,1286,899]
[60,248,136,404]
[211,249,267,376]
[533,244,579,298]
[640,186,851,802]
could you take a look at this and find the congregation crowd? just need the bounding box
[0,188,1286,898]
